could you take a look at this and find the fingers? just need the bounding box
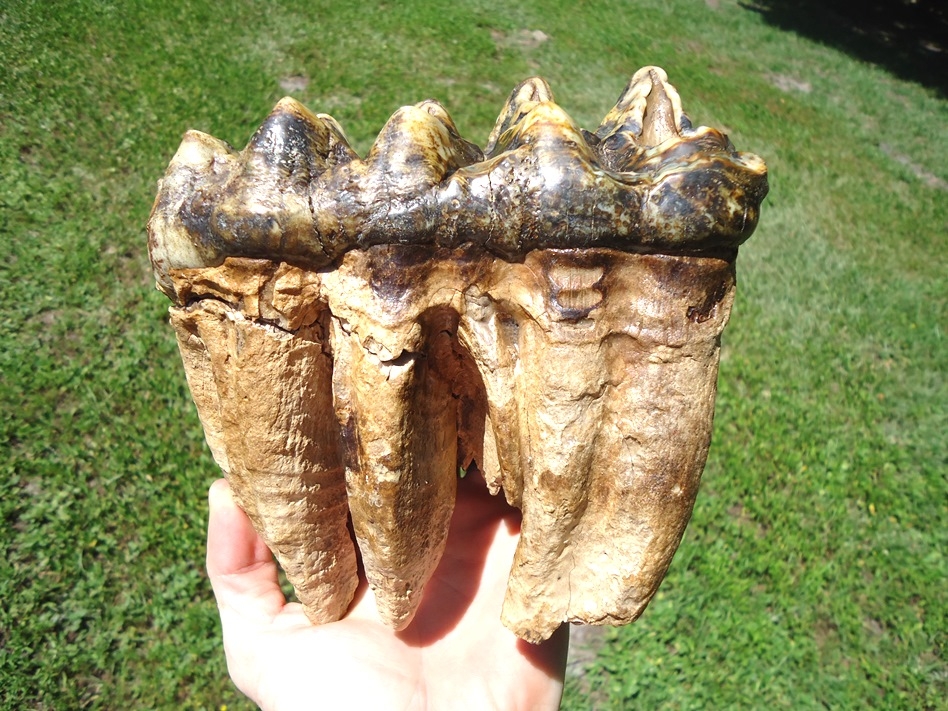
[206,478,286,622]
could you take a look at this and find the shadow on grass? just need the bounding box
[742,0,948,97]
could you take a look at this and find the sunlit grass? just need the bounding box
[1,0,944,707]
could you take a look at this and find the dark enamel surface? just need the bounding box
[149,67,768,298]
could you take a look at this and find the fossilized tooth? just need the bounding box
[149,66,768,641]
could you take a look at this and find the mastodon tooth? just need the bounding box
[148,67,768,642]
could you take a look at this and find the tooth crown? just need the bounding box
[148,66,768,297]
[151,67,766,643]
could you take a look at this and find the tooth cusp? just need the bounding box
[484,76,555,156]
[246,97,343,179]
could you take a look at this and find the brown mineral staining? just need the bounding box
[150,67,767,642]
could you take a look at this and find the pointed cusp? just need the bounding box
[593,65,688,171]
[366,102,483,184]
[203,97,357,264]
[639,67,682,148]
[484,76,554,156]
[147,130,238,299]
[244,96,357,182]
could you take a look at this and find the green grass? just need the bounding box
[1,0,945,708]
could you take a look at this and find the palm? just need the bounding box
[207,471,569,710]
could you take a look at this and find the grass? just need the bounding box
[1,0,945,708]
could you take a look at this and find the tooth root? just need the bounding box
[458,288,526,507]
[325,249,460,629]
[502,333,604,642]
[450,336,490,481]
[169,304,231,477]
[469,254,607,643]
[479,250,734,641]
[168,263,358,623]
[564,253,735,626]
[477,411,505,497]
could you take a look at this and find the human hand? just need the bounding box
[206,470,569,710]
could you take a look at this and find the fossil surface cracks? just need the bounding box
[149,66,768,643]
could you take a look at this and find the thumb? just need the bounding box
[206,478,285,622]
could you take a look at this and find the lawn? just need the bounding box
[1,0,945,708]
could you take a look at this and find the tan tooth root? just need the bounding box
[449,337,490,481]
[149,67,767,643]
[477,411,505,498]
[169,268,358,624]
[330,326,457,629]
[493,256,610,643]
[323,247,467,629]
[567,261,733,627]
[457,287,526,507]
[169,308,230,477]
[502,251,734,640]
[458,251,612,642]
